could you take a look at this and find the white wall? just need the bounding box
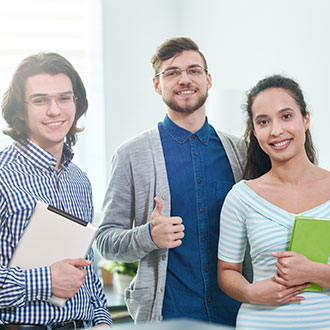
[101,0,330,172]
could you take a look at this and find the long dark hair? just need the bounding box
[243,74,317,180]
[2,52,88,147]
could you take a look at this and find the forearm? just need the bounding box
[0,265,52,308]
[218,267,251,303]
[309,262,330,289]
[96,222,158,261]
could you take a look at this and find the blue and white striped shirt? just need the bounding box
[0,140,112,326]
[218,180,330,329]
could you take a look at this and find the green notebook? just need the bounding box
[289,216,330,291]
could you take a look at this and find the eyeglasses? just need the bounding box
[156,66,208,80]
[25,93,77,110]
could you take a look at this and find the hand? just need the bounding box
[51,258,91,299]
[94,323,110,328]
[150,197,184,249]
[272,251,313,287]
[247,277,310,305]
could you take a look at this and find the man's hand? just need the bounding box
[51,258,91,299]
[150,197,184,249]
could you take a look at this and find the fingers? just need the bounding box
[152,196,163,217]
[67,258,92,268]
[272,251,295,258]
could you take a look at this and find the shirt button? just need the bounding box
[192,135,196,139]
[202,237,207,242]
[160,287,164,292]
[179,139,183,143]
[199,208,204,213]
[162,254,166,260]
[194,152,198,156]
[204,267,209,272]
[203,139,207,143]
[207,297,212,303]
[197,179,202,184]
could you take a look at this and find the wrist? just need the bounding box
[310,262,330,288]
[243,282,253,303]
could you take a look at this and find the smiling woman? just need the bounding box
[217,75,330,330]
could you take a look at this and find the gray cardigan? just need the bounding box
[96,125,252,323]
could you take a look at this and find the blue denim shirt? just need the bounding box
[159,115,240,326]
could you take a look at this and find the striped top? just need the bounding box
[0,140,112,326]
[218,180,330,329]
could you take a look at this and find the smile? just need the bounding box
[272,139,291,147]
[46,121,64,127]
[176,89,197,95]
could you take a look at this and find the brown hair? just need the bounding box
[2,52,88,147]
[151,37,207,75]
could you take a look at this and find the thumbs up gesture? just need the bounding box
[150,197,185,249]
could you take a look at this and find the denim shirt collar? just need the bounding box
[162,114,210,145]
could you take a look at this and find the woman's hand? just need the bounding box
[246,276,310,305]
[272,251,313,287]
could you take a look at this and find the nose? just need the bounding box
[46,98,61,116]
[178,70,192,84]
[270,119,284,136]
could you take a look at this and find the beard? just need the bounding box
[162,88,209,113]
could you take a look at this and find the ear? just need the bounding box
[304,111,310,130]
[206,73,212,90]
[153,77,162,95]
[18,112,25,121]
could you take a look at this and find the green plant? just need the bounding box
[100,260,139,277]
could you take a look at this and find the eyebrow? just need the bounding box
[162,64,203,71]
[28,91,74,98]
[254,107,294,121]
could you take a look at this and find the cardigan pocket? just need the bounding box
[124,286,153,323]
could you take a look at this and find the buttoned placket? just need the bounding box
[189,134,212,318]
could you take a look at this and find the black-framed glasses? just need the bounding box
[156,66,208,80]
[25,93,77,110]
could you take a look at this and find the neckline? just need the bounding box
[241,180,330,216]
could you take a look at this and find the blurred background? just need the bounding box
[0,0,329,217]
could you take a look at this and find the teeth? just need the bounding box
[179,90,195,94]
[47,122,62,127]
[273,140,289,147]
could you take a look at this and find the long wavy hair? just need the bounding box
[243,74,317,180]
[2,52,88,147]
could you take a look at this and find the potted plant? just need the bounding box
[97,258,114,285]
[110,261,139,294]
[98,259,139,294]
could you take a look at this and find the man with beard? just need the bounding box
[96,37,252,326]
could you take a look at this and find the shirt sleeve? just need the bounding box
[84,250,112,326]
[218,189,248,263]
[0,265,52,308]
[0,206,52,308]
[96,147,158,262]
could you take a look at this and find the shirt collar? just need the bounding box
[162,114,210,145]
[14,140,74,171]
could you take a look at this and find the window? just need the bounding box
[0,0,106,214]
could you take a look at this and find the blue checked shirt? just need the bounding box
[0,140,112,326]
